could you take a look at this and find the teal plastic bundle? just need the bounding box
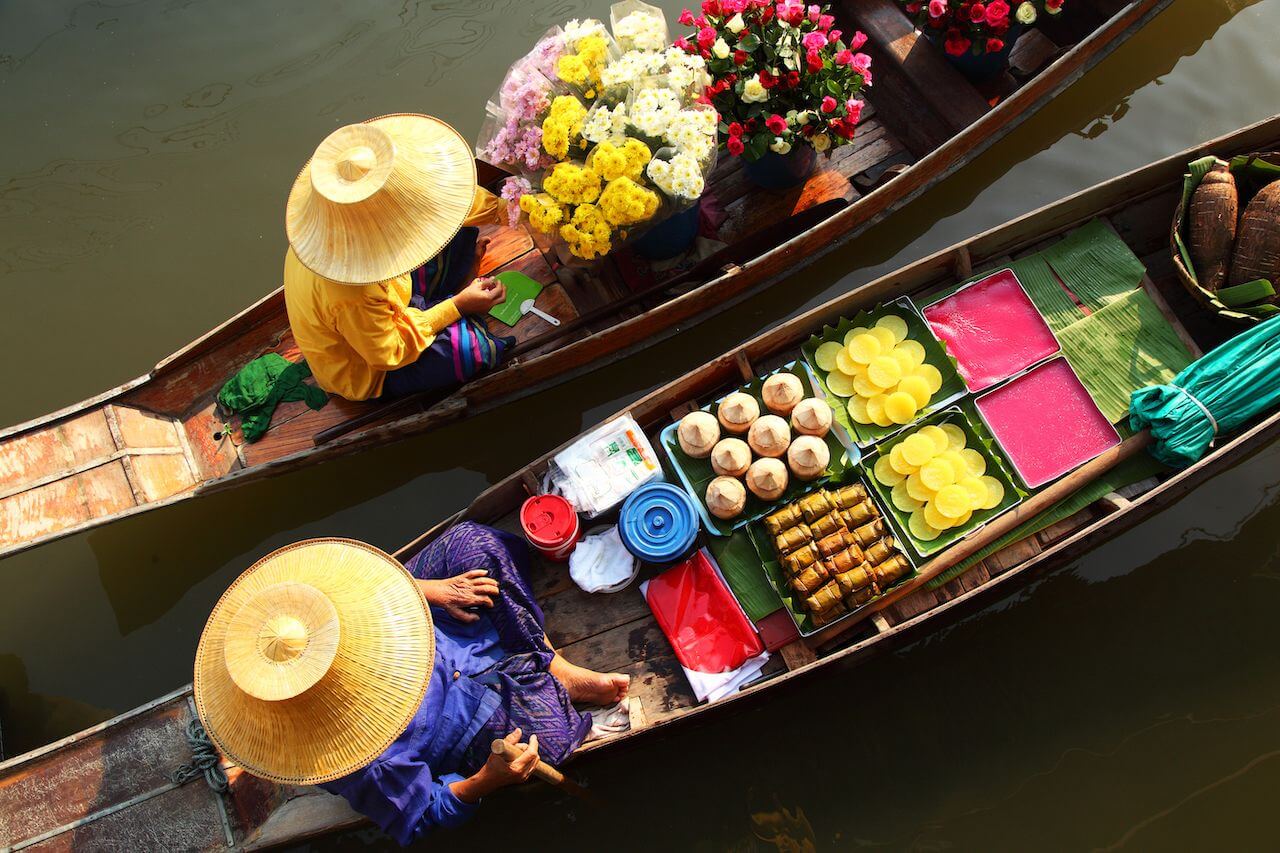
[1130,315,1280,467]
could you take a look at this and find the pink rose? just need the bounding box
[985,0,1009,24]
[806,49,824,72]
[674,36,696,52]
[928,0,947,17]
[776,0,805,25]
[834,49,853,65]
[802,30,827,51]
[679,8,695,25]
[850,52,871,71]
[828,28,842,44]
[848,30,867,50]
[807,4,820,21]
[818,13,835,30]
[766,113,787,134]
[722,0,746,11]
[696,26,717,48]
[845,98,864,125]
[820,95,837,113]
[702,0,721,15]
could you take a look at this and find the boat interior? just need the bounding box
[394,161,1241,739]
[0,0,1147,556]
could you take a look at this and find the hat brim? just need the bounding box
[194,538,434,785]
[286,114,477,285]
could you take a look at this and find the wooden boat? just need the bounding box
[0,0,1173,558]
[4,112,1278,851]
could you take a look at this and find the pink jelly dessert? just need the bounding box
[976,358,1120,489]
[923,269,1059,391]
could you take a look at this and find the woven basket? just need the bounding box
[1171,151,1280,324]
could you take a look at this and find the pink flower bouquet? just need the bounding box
[675,0,871,161]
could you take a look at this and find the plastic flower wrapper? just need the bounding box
[611,0,669,52]
[676,0,871,162]
[474,29,569,173]
[647,144,714,205]
[549,18,619,102]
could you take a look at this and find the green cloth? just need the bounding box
[217,353,328,442]
[707,530,783,622]
[1130,314,1280,467]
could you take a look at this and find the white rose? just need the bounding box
[741,78,768,103]
[812,133,831,152]
[769,137,791,155]
[712,38,730,59]
[1016,1,1037,23]
[796,111,811,126]
[726,13,745,33]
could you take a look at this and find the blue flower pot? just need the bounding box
[631,200,702,261]
[743,145,817,190]
[926,22,1025,82]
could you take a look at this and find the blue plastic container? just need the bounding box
[631,201,702,261]
[618,482,700,564]
[743,145,817,191]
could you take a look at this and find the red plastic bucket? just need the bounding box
[519,494,581,562]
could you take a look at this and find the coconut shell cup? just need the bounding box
[710,438,753,478]
[747,415,792,458]
[787,435,830,481]
[746,458,789,501]
[762,373,805,416]
[705,476,747,520]
[717,392,760,434]
[790,398,833,438]
[677,411,720,458]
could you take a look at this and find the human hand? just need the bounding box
[417,570,499,623]
[480,729,540,788]
[453,276,506,315]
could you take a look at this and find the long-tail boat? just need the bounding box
[0,0,1172,558]
[3,111,1277,851]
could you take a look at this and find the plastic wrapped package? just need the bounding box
[643,549,768,702]
[610,0,669,52]
[551,414,662,517]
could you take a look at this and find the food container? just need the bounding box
[658,362,858,537]
[520,494,582,562]
[745,470,916,637]
[861,403,1022,561]
[801,297,966,447]
[974,357,1122,490]
[921,269,1060,393]
[618,482,700,564]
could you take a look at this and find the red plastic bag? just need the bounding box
[644,550,764,674]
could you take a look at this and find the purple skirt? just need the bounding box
[404,522,591,774]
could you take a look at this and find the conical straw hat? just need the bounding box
[286,113,477,284]
[193,538,434,785]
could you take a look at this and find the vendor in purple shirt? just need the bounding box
[322,522,629,844]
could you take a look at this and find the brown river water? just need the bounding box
[3,0,1280,849]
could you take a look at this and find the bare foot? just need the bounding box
[550,655,629,705]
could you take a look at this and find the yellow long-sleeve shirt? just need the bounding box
[284,186,499,401]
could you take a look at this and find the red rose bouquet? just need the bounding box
[899,0,1063,57]
[676,0,871,161]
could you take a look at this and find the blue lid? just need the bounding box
[618,482,699,563]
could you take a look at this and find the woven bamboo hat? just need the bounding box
[286,113,477,284]
[193,538,434,785]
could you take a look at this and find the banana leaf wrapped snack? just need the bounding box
[760,482,912,624]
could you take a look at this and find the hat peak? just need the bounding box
[259,614,310,663]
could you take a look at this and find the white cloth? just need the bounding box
[569,526,636,593]
[586,701,631,741]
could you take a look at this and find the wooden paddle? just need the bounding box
[813,430,1155,646]
[490,738,595,802]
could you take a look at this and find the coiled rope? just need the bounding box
[172,717,229,794]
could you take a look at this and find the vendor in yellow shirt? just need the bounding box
[284,114,511,402]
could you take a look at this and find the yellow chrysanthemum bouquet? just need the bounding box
[479,1,718,261]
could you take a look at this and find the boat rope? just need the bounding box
[172,717,229,794]
[1174,385,1219,438]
